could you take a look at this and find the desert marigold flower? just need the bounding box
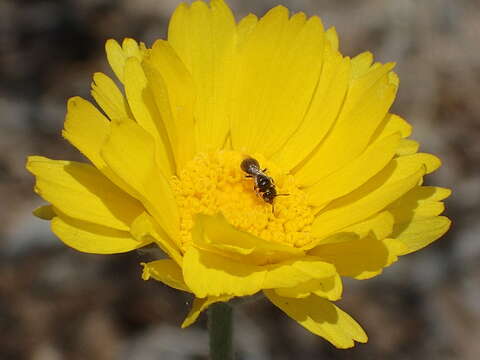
[27,0,451,348]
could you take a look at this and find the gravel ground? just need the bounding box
[1,0,479,359]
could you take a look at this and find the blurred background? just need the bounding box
[1,0,479,359]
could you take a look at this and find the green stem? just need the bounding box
[208,302,234,360]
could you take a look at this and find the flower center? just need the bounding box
[171,151,315,250]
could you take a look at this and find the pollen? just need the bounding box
[171,151,316,250]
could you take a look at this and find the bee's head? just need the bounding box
[241,157,260,174]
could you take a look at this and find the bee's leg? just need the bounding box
[262,168,268,172]
[245,174,253,178]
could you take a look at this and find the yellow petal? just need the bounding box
[396,139,419,156]
[62,97,135,195]
[123,57,174,175]
[33,205,56,220]
[130,212,182,265]
[105,38,146,83]
[304,232,360,249]
[273,38,350,172]
[62,97,109,169]
[265,291,367,348]
[351,51,373,79]
[182,245,266,298]
[237,13,258,47]
[27,156,143,231]
[371,113,412,142]
[305,211,394,250]
[91,72,131,120]
[311,160,425,239]
[231,8,326,158]
[393,216,451,255]
[309,235,406,279]
[182,295,233,328]
[192,213,304,265]
[100,119,179,240]
[388,186,451,223]
[122,38,146,57]
[51,216,145,254]
[274,273,343,301]
[144,40,196,169]
[166,3,189,63]
[306,133,401,207]
[342,211,395,240]
[141,260,189,292]
[186,214,341,297]
[325,26,339,51]
[105,39,125,82]
[390,153,441,177]
[295,62,398,187]
[187,216,340,298]
[168,0,236,152]
[263,256,336,289]
[312,273,343,300]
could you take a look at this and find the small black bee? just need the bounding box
[241,157,288,210]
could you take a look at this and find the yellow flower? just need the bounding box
[26,0,451,348]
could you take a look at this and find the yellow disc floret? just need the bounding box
[171,151,315,250]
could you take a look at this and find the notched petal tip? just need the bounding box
[122,37,138,47]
